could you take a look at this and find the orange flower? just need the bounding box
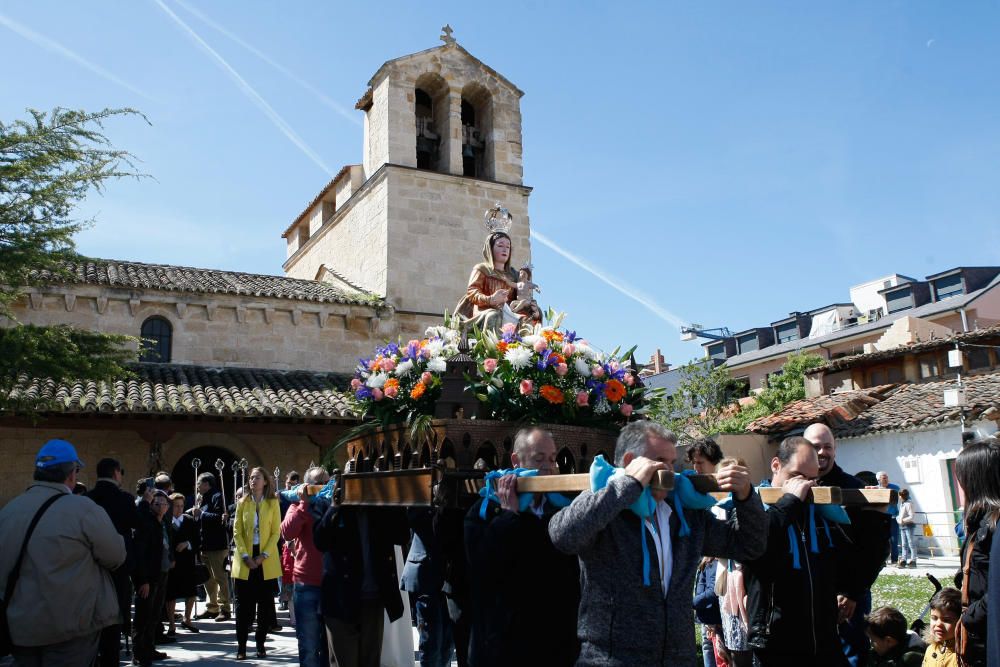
[540,385,564,404]
[497,341,509,354]
[603,379,626,402]
[410,382,426,399]
[550,353,565,365]
[541,329,564,343]
[384,378,400,391]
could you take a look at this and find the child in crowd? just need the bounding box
[922,588,962,666]
[864,606,922,666]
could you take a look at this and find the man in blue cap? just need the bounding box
[0,439,126,666]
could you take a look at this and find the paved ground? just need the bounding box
[882,554,961,582]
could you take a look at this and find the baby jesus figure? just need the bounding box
[510,263,542,323]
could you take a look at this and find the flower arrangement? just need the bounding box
[347,313,656,431]
[349,327,460,425]
[467,313,653,427]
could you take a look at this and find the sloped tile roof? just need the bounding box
[807,324,1000,375]
[747,373,1000,439]
[35,258,381,306]
[5,363,357,420]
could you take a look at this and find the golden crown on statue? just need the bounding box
[484,202,513,235]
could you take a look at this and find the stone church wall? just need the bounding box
[8,287,392,375]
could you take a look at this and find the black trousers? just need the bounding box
[97,571,131,666]
[234,548,277,649]
[133,572,168,661]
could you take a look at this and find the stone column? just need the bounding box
[445,89,463,176]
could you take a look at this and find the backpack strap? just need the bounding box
[2,492,65,603]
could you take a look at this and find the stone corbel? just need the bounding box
[128,298,140,316]
[96,297,109,314]
[206,304,217,321]
[264,307,274,324]
[236,306,247,324]
[176,303,188,319]
[64,294,77,312]
[317,311,329,328]
[369,317,380,334]
[28,293,43,310]
[291,309,302,326]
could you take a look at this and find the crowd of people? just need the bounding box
[0,424,997,667]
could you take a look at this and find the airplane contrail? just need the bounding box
[152,0,335,176]
[172,0,362,128]
[0,12,157,101]
[530,228,688,329]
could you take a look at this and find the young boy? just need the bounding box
[865,606,922,666]
[922,588,962,666]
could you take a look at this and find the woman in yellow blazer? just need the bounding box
[232,466,281,660]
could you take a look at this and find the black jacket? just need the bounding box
[132,502,172,588]
[820,463,891,601]
[400,507,445,595]
[313,506,408,624]
[956,517,992,666]
[197,488,228,552]
[87,480,139,573]
[465,498,580,667]
[745,493,850,661]
[988,517,999,667]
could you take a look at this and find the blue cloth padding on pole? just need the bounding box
[280,479,337,505]
[816,502,851,525]
[477,469,573,519]
[670,471,719,537]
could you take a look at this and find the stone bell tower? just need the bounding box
[282,27,532,339]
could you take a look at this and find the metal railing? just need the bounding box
[914,511,963,557]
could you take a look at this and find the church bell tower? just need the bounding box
[282,27,532,339]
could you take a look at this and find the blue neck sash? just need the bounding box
[759,480,847,570]
[477,468,572,519]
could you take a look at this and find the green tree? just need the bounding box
[649,360,745,441]
[0,108,148,408]
[717,352,826,432]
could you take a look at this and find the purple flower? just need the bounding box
[565,330,578,343]
[355,386,373,400]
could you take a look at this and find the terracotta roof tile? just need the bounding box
[808,324,1000,375]
[747,373,1000,438]
[6,363,357,420]
[35,258,381,306]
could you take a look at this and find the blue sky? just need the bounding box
[3,2,1000,366]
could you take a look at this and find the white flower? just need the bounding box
[424,325,447,339]
[395,359,414,377]
[574,358,591,377]
[504,346,533,370]
[365,372,387,388]
[521,334,541,347]
[594,397,611,414]
[427,356,447,373]
[575,343,595,359]
[425,339,445,357]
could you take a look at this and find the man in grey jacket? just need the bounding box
[0,439,126,667]
[549,422,767,667]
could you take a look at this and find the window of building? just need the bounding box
[918,353,940,379]
[736,333,759,354]
[140,316,172,363]
[460,82,492,179]
[967,347,991,370]
[932,274,964,301]
[885,288,913,314]
[707,342,727,360]
[726,377,751,401]
[867,364,904,386]
[774,321,799,344]
[415,88,440,170]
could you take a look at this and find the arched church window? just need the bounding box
[461,83,492,179]
[414,73,447,173]
[140,316,172,363]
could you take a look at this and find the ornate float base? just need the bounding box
[343,419,619,474]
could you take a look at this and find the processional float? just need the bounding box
[321,202,896,514]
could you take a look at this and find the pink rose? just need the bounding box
[372,388,384,401]
[407,339,421,349]
[591,365,605,379]
[624,373,635,386]
[576,391,590,407]
[555,363,568,376]
[380,358,396,372]
[533,338,548,353]
[562,343,576,356]
[368,360,378,371]
[501,323,517,336]
[519,379,534,396]
[620,403,633,417]
[421,371,433,384]
[483,358,499,373]
[350,378,362,390]
[384,385,398,399]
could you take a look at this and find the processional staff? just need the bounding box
[273,466,281,497]
[231,460,239,503]
[239,459,248,491]
[191,457,202,618]
[214,459,227,512]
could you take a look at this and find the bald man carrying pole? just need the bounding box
[803,423,891,667]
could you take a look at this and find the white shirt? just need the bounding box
[644,500,673,598]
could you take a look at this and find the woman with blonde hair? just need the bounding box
[232,466,281,660]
